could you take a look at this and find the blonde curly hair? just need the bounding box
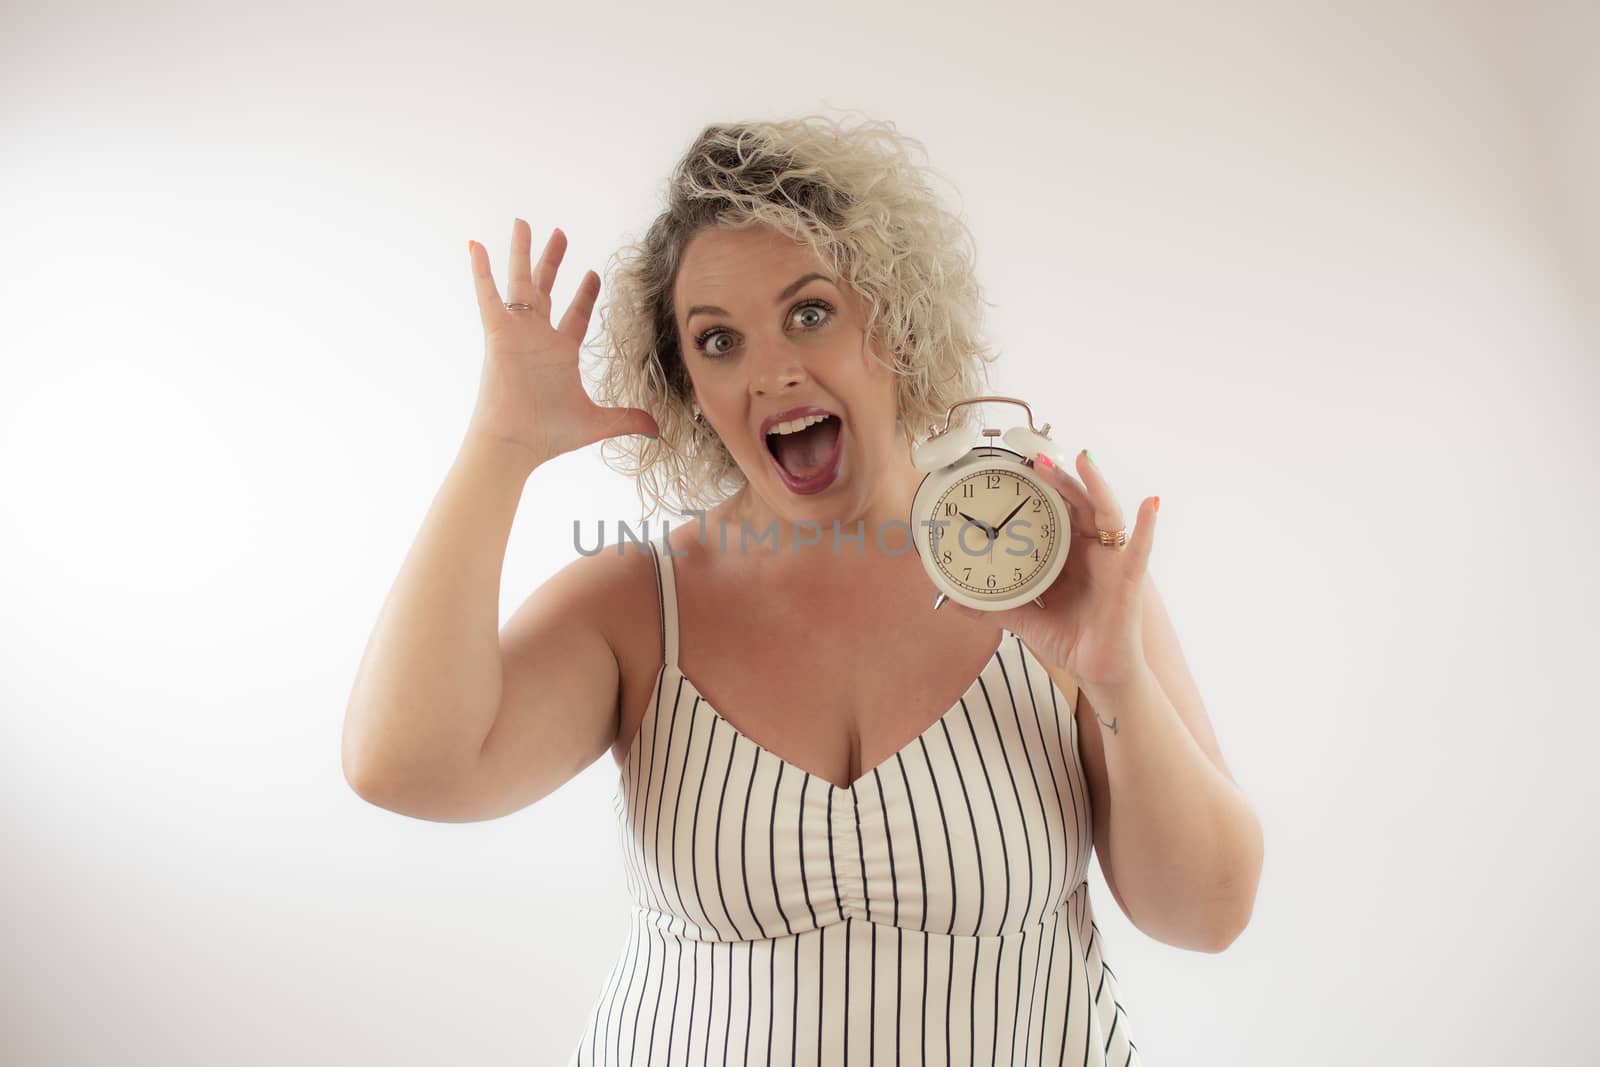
[585,112,1000,520]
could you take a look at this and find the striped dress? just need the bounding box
[567,539,1143,1065]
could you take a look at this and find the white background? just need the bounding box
[3,1,1596,1063]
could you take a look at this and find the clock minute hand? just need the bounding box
[995,496,1032,536]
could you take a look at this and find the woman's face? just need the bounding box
[673,223,904,527]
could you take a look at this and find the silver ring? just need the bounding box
[504,302,534,311]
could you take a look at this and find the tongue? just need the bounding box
[773,417,840,477]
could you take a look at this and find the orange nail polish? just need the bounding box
[1154,496,1161,513]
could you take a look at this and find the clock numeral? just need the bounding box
[962,567,972,581]
[1014,568,1023,582]
[941,550,952,564]
[943,502,958,516]
[986,474,1001,490]
[961,483,975,499]
[986,574,997,588]
[1031,498,1042,511]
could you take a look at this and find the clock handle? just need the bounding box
[927,395,1046,437]
[914,394,1054,473]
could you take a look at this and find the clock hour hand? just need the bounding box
[957,510,996,539]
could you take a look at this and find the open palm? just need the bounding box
[466,220,658,464]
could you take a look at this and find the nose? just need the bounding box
[748,351,807,397]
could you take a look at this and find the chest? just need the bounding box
[672,596,1007,791]
[611,563,1011,790]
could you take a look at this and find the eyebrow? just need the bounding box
[684,272,834,325]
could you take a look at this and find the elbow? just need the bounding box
[342,750,383,802]
[341,734,367,797]
[1203,904,1253,954]
[1205,826,1264,953]
[341,692,408,803]
[341,713,388,801]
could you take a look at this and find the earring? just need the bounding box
[692,403,704,424]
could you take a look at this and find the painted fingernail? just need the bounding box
[1154,496,1161,513]
[1084,449,1095,467]
[1035,452,1054,470]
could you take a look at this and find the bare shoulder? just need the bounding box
[413,539,666,821]
[581,538,677,755]
[479,539,663,799]
[603,526,712,765]
[548,539,662,677]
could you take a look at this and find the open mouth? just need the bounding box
[765,413,843,495]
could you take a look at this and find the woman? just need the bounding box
[343,116,1262,1065]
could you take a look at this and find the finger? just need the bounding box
[1128,495,1159,573]
[583,403,661,446]
[1074,449,1120,511]
[468,239,508,327]
[945,598,1045,649]
[557,269,601,345]
[1034,453,1096,532]
[526,224,566,319]
[505,218,538,313]
[1069,449,1127,538]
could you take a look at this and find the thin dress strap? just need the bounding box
[648,539,680,674]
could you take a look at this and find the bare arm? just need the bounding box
[341,220,658,820]
[340,430,542,802]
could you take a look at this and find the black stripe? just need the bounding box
[708,720,747,938]
[769,760,794,935]
[1015,636,1072,917]
[649,540,664,666]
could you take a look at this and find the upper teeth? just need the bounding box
[767,413,830,436]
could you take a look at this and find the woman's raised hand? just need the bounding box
[465,220,660,466]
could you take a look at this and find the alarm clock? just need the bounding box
[907,395,1073,612]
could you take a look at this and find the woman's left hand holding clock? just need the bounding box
[944,450,1160,691]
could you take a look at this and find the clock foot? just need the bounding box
[932,592,948,611]
[1033,595,1046,609]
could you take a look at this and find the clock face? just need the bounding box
[926,466,1060,598]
